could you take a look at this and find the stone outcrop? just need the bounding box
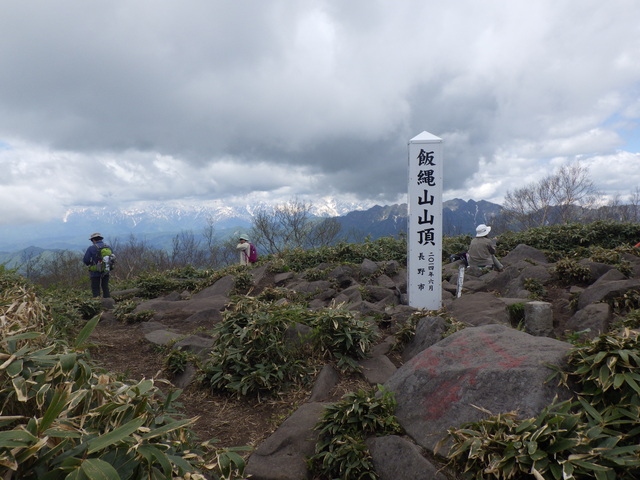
[385,324,572,453]
[109,243,640,479]
[245,402,328,480]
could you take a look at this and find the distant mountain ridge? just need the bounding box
[335,199,504,240]
[337,204,409,241]
[443,199,504,236]
[0,199,373,252]
[0,198,504,258]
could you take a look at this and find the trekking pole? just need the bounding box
[456,264,465,298]
[450,253,468,298]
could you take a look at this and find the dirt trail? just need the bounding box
[87,318,286,447]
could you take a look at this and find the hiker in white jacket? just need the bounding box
[236,234,251,266]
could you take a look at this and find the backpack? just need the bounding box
[449,252,469,268]
[248,243,258,263]
[95,245,116,273]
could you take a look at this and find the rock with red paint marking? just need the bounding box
[385,324,572,453]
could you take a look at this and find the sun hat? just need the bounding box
[475,224,491,237]
[239,234,249,241]
[89,232,103,240]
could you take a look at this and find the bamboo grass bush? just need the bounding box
[0,277,244,479]
[309,385,401,480]
[200,296,377,397]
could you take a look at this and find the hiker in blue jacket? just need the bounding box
[83,232,112,298]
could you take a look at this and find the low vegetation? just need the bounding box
[309,385,402,479]
[199,296,376,397]
[2,221,640,479]
[496,221,640,258]
[0,278,243,479]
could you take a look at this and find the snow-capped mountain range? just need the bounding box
[0,198,505,255]
[0,198,378,252]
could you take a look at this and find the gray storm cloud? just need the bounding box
[0,0,639,224]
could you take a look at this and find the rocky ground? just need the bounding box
[85,244,640,479]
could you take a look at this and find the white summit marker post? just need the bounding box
[407,131,443,310]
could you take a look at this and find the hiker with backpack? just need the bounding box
[83,232,115,298]
[236,234,257,266]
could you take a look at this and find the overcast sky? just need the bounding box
[1,0,639,225]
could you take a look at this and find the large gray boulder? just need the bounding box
[386,324,572,452]
[447,292,511,326]
[501,244,549,265]
[358,355,397,385]
[134,275,235,327]
[565,303,612,340]
[366,435,448,480]
[402,316,447,362]
[245,402,327,480]
[360,258,381,277]
[192,274,235,298]
[577,259,619,284]
[577,277,640,310]
[481,263,553,298]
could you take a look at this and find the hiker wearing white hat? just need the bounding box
[467,224,502,270]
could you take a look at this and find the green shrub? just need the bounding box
[443,234,473,259]
[562,328,593,345]
[0,284,223,480]
[496,221,640,258]
[610,309,640,331]
[310,308,377,371]
[448,400,618,480]
[0,265,29,289]
[113,300,154,324]
[608,290,640,314]
[523,278,546,300]
[200,297,317,396]
[256,286,305,303]
[165,349,193,376]
[443,316,468,338]
[133,273,191,298]
[553,258,591,284]
[506,302,525,327]
[304,266,330,281]
[309,385,402,480]
[277,236,407,272]
[232,270,254,294]
[589,246,621,264]
[41,290,102,337]
[568,328,640,412]
[392,312,424,349]
[588,246,633,277]
[201,297,377,396]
